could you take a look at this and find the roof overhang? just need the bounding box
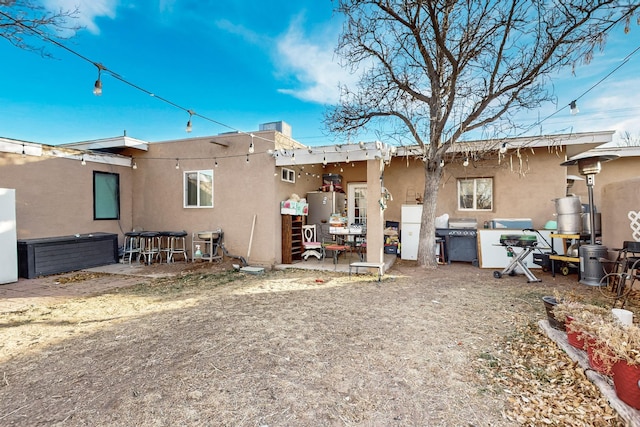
[274,141,395,166]
[60,136,149,152]
[396,130,616,157]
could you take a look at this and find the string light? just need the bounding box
[463,158,469,167]
[93,63,104,96]
[499,143,507,154]
[569,100,579,115]
[175,158,180,169]
[132,159,137,169]
[214,158,218,167]
[248,135,255,154]
[440,159,445,167]
[246,154,250,163]
[185,110,194,133]
[81,155,86,166]
[21,143,25,158]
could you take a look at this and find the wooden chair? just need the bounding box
[302,225,324,260]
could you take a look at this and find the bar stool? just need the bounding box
[139,231,161,265]
[158,231,172,263]
[122,231,141,264]
[167,231,188,263]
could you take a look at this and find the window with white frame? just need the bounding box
[457,177,493,211]
[281,168,295,183]
[184,170,213,208]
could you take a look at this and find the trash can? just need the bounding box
[579,244,608,286]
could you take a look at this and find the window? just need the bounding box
[93,171,120,220]
[184,170,213,208]
[458,177,493,211]
[281,168,295,183]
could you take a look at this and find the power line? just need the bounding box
[0,9,302,148]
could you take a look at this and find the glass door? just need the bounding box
[348,183,367,226]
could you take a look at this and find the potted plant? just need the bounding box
[597,321,640,409]
[553,301,611,350]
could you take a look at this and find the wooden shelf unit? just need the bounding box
[282,215,304,264]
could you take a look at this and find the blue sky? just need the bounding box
[1,1,639,146]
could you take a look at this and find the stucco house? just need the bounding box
[1,123,638,279]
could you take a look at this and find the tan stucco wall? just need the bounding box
[600,177,640,249]
[382,147,581,229]
[0,152,133,241]
[129,131,318,266]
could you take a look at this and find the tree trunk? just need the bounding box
[416,163,442,268]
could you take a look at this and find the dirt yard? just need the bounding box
[0,260,635,426]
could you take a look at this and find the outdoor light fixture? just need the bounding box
[132,160,137,170]
[499,143,507,154]
[249,135,255,154]
[81,155,86,166]
[359,141,366,150]
[175,158,180,169]
[322,153,327,166]
[214,159,218,167]
[463,157,469,167]
[569,100,579,115]
[21,144,25,158]
[185,110,194,133]
[92,63,104,96]
[440,159,445,167]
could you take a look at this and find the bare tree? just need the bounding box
[0,0,80,57]
[620,131,640,146]
[326,0,639,268]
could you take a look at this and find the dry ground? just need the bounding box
[0,260,636,426]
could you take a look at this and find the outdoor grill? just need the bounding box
[494,229,543,283]
[436,218,478,264]
[499,234,537,247]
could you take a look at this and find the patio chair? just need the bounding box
[302,225,324,260]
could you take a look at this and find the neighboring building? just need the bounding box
[1,125,638,271]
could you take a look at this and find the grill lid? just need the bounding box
[448,218,478,229]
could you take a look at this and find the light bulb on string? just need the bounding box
[569,100,579,115]
[246,154,250,163]
[175,158,180,169]
[132,160,137,170]
[214,159,218,167]
[249,134,255,154]
[92,63,104,96]
[81,155,86,166]
[21,143,26,158]
[440,159,445,167]
[185,110,194,133]
[499,143,507,154]
[463,158,469,167]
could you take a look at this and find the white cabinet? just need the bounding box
[0,188,18,284]
[401,205,422,260]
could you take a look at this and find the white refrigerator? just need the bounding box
[401,204,422,260]
[0,188,18,284]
